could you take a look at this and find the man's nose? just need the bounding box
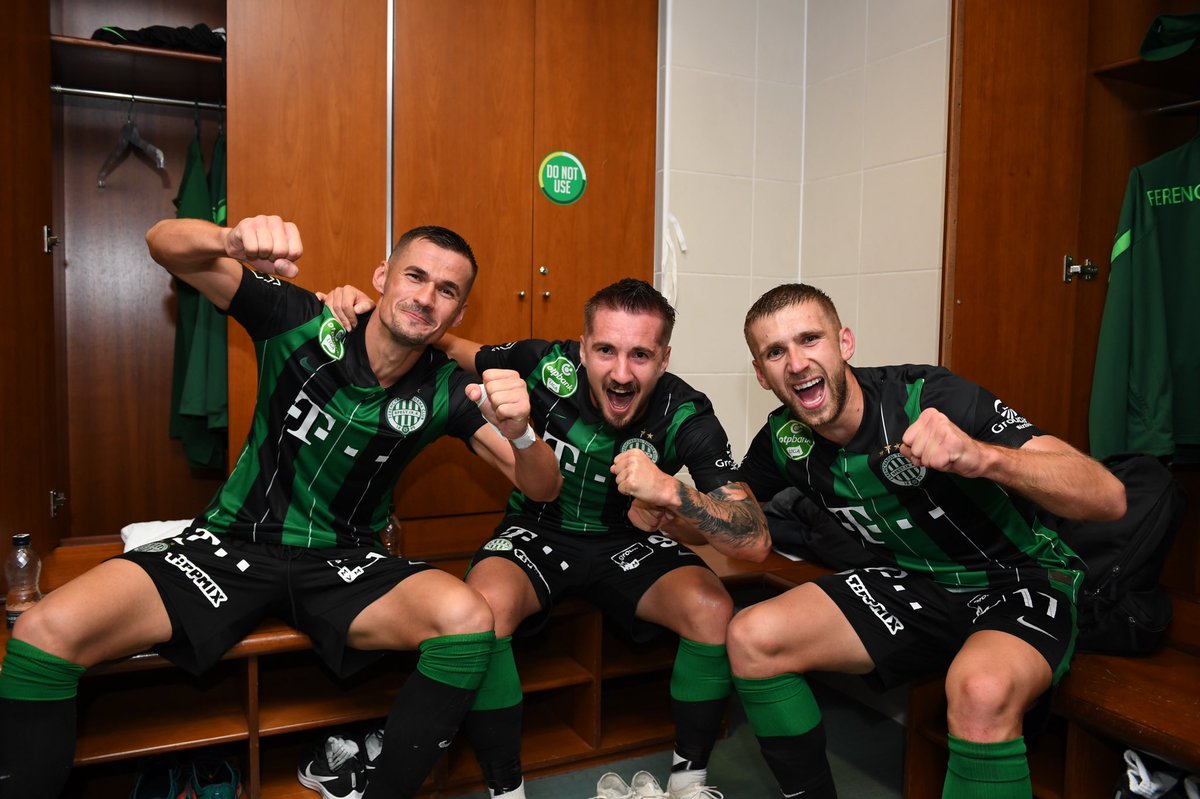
[413,281,436,306]
[612,356,633,383]
[786,348,809,375]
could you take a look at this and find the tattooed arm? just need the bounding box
[614,451,771,562]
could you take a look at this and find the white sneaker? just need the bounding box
[592,771,634,799]
[668,785,723,799]
[629,771,668,799]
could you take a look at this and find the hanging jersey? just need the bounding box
[196,266,485,548]
[1090,133,1200,463]
[739,365,1081,590]
[476,339,739,535]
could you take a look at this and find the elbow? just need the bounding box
[523,474,563,504]
[1102,481,1127,522]
[736,536,773,563]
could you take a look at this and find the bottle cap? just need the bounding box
[12,534,30,547]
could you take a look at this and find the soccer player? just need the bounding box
[322,278,770,799]
[0,215,562,799]
[732,283,1126,798]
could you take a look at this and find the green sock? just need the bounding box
[416,631,495,691]
[670,639,731,703]
[0,639,86,701]
[470,636,522,711]
[733,673,821,736]
[943,735,1030,798]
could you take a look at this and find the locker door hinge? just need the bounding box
[43,225,61,254]
[1063,255,1097,283]
[50,490,67,517]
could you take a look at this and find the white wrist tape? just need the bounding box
[474,383,537,449]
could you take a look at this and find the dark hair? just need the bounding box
[583,279,676,345]
[389,225,478,293]
[743,283,842,345]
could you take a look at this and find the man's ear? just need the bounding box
[840,326,855,362]
[752,359,771,391]
[371,261,389,294]
[659,345,671,376]
[450,301,467,328]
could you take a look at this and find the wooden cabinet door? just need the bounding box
[942,0,1093,445]
[1,0,64,552]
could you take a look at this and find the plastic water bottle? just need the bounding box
[5,534,42,629]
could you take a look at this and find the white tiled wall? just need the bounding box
[657,0,951,458]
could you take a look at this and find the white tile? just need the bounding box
[667,171,754,276]
[801,173,861,277]
[758,0,806,84]
[854,270,942,366]
[803,274,859,335]
[755,81,805,182]
[860,155,946,274]
[681,373,753,461]
[806,0,867,84]
[657,65,668,172]
[669,0,758,76]
[863,40,949,167]
[867,0,950,63]
[753,180,802,278]
[669,67,756,176]
[671,275,753,373]
[803,69,864,181]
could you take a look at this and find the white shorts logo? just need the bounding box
[845,573,903,634]
[165,552,228,608]
[612,542,655,572]
[329,551,387,583]
[483,538,514,551]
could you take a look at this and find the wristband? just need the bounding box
[510,424,538,450]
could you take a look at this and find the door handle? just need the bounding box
[1063,255,1097,283]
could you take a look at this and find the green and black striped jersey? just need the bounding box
[477,339,739,535]
[741,365,1081,590]
[194,266,485,548]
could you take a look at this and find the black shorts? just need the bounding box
[470,519,709,642]
[815,565,1079,690]
[119,528,433,676]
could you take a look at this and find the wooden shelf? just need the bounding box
[601,629,675,679]
[598,675,673,751]
[50,34,224,105]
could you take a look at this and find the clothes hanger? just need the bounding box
[97,98,166,188]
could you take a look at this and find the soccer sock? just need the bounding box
[0,639,87,798]
[734,673,838,798]
[943,735,1030,799]
[365,631,494,799]
[668,639,732,785]
[464,636,525,795]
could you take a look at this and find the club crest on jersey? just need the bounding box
[776,420,814,461]
[541,356,578,397]
[385,396,427,435]
[319,317,347,361]
[619,437,659,463]
[881,452,926,487]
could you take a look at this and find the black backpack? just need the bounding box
[1050,454,1187,656]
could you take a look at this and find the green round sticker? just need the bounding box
[538,151,587,205]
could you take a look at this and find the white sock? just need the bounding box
[668,752,706,792]
[491,779,526,799]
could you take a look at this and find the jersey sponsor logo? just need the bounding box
[286,391,337,444]
[132,541,170,553]
[483,538,514,551]
[164,552,228,608]
[845,573,903,634]
[881,452,925,487]
[612,541,655,571]
[990,399,1032,435]
[715,443,736,469]
[776,420,814,461]
[619,437,660,463]
[318,317,347,361]
[328,550,387,583]
[543,432,583,475]
[385,396,427,435]
[541,356,579,397]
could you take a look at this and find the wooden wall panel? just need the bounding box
[532,0,658,342]
[225,0,389,461]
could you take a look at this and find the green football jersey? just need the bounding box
[477,339,740,535]
[741,365,1080,590]
[195,266,485,548]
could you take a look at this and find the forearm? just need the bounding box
[665,481,771,562]
[438,333,483,376]
[510,438,563,502]
[981,438,1126,521]
[146,218,229,276]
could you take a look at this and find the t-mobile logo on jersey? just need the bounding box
[285,390,336,445]
[542,431,584,475]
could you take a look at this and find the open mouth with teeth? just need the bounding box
[793,375,826,410]
[605,385,637,417]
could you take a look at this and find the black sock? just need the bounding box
[0,697,77,798]
[670,696,726,771]
[464,704,524,794]
[758,727,838,798]
[364,672,477,798]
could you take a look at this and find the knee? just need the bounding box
[432,584,495,637]
[726,607,782,679]
[682,583,734,642]
[10,602,76,661]
[945,669,1020,736]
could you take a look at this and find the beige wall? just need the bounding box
[657,0,950,459]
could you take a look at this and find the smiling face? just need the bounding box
[747,299,856,433]
[371,238,471,347]
[579,308,671,431]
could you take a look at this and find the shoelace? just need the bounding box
[325,736,361,772]
[675,788,723,799]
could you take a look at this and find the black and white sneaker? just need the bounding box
[360,728,384,779]
[297,734,367,799]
